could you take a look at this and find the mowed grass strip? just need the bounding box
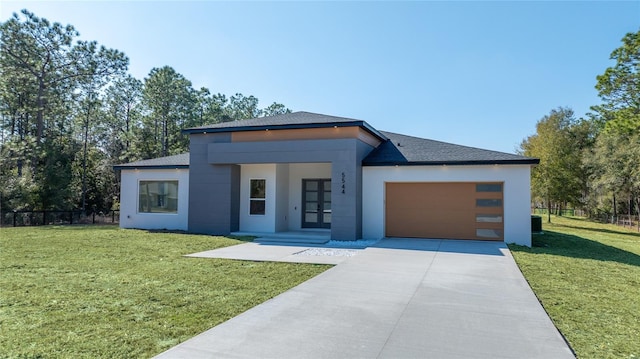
[0,226,330,358]
[509,216,640,359]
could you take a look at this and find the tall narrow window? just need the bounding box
[138,181,179,213]
[250,179,266,215]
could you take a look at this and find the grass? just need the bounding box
[509,216,640,359]
[0,226,330,358]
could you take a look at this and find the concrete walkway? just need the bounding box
[156,239,575,359]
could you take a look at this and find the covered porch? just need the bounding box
[188,129,375,240]
[237,163,334,239]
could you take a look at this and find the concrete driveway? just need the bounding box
[155,239,575,358]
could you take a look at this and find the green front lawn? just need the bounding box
[0,226,330,358]
[509,216,640,359]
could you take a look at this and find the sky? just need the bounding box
[1,1,638,154]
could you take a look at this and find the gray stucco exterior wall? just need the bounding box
[191,136,374,240]
[188,133,241,234]
[355,140,375,238]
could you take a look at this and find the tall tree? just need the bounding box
[262,102,291,117]
[0,10,76,147]
[0,10,127,149]
[1,10,292,213]
[585,131,640,217]
[0,71,38,178]
[520,108,590,222]
[588,29,640,219]
[101,75,144,163]
[142,66,195,158]
[227,93,261,121]
[0,9,128,211]
[593,30,640,134]
[74,42,128,212]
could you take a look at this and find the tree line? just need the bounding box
[520,30,640,222]
[0,10,290,214]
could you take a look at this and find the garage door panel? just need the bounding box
[385,182,504,241]
[387,214,475,228]
[392,225,475,239]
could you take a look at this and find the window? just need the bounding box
[476,199,503,207]
[250,179,266,215]
[139,181,178,213]
[476,214,503,223]
[476,183,502,192]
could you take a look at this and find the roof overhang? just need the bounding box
[113,165,189,171]
[182,121,388,142]
[362,159,540,166]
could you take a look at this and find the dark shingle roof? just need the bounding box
[114,119,539,169]
[363,131,539,166]
[113,153,189,170]
[183,111,386,140]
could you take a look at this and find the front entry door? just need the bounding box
[302,179,331,228]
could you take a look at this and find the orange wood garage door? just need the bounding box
[385,182,504,240]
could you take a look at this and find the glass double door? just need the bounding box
[302,179,331,229]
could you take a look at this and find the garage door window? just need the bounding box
[476,199,503,207]
[476,183,502,192]
[476,214,503,223]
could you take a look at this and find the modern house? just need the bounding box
[114,112,538,246]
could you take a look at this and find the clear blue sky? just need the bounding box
[1,1,638,153]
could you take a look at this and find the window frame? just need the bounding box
[137,180,179,214]
[249,178,266,216]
